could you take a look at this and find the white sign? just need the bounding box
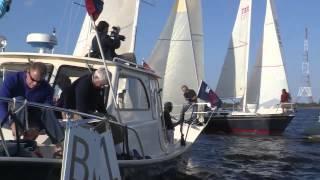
[61,124,120,180]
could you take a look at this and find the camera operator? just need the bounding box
[90,21,125,60]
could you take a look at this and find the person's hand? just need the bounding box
[119,35,125,41]
[10,123,16,137]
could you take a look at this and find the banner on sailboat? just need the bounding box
[197,80,222,108]
[85,0,104,21]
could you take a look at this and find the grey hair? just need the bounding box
[93,67,110,85]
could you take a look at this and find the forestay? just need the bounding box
[246,0,289,112]
[215,0,252,107]
[73,0,140,56]
[148,0,204,112]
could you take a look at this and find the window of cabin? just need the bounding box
[117,76,149,110]
[53,65,92,105]
[0,62,53,86]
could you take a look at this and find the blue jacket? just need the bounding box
[0,71,54,123]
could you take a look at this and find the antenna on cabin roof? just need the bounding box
[0,35,7,52]
[26,29,58,54]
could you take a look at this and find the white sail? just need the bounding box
[246,0,289,112]
[73,0,140,56]
[215,0,252,104]
[148,0,204,111]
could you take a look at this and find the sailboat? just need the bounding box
[205,0,295,135]
[0,0,207,179]
[148,0,204,116]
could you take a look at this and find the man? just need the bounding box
[0,62,54,140]
[63,67,109,115]
[90,21,125,60]
[179,85,198,123]
[280,88,291,113]
[163,102,175,144]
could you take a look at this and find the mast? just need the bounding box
[131,0,141,53]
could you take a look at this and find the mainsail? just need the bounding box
[215,0,252,108]
[148,0,204,111]
[73,0,140,56]
[246,0,289,112]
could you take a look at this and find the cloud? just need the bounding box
[24,0,35,7]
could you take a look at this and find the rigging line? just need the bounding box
[57,0,72,39]
[255,65,284,68]
[63,3,75,53]
[69,4,83,52]
[73,1,85,7]
[141,0,156,7]
[158,38,192,42]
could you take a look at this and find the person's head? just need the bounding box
[26,62,47,89]
[92,67,110,89]
[96,21,109,33]
[181,85,188,93]
[164,102,173,112]
[282,89,287,94]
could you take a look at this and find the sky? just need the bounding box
[1,0,320,102]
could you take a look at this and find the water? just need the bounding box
[178,108,320,180]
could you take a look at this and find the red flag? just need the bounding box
[85,0,104,21]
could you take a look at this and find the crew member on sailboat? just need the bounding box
[280,88,292,113]
[61,67,109,117]
[163,101,176,144]
[0,62,53,139]
[180,85,198,122]
[90,21,125,60]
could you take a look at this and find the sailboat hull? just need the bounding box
[0,155,184,180]
[204,114,294,135]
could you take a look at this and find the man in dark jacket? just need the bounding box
[63,67,109,116]
[90,21,125,60]
[0,62,54,140]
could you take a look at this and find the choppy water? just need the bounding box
[177,108,320,180]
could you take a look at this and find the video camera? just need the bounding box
[110,26,125,41]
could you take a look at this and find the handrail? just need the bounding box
[0,97,145,159]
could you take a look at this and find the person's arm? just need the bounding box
[96,89,107,114]
[44,85,54,105]
[0,74,14,122]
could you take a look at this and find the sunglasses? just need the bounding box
[28,71,43,84]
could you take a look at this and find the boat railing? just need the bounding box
[277,102,296,113]
[0,97,145,158]
[180,102,209,143]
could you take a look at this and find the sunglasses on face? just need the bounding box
[28,71,43,84]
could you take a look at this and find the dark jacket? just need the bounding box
[0,72,53,123]
[91,31,121,60]
[62,74,106,114]
[163,110,174,130]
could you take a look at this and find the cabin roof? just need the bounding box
[0,52,160,78]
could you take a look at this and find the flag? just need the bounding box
[85,0,104,21]
[197,80,222,108]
